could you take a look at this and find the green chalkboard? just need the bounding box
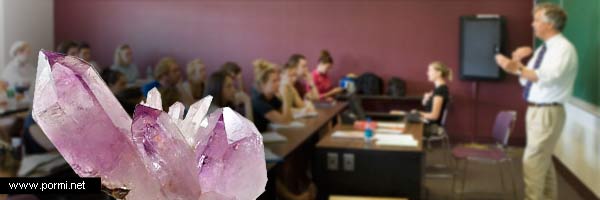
[536,0,599,106]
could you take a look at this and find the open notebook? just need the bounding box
[262,131,287,143]
[269,121,305,129]
[374,134,418,147]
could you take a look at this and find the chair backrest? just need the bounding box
[439,97,451,127]
[492,110,517,146]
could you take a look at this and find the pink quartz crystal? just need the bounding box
[32,51,267,200]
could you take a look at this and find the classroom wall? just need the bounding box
[0,0,5,67]
[1,0,54,73]
[54,0,533,144]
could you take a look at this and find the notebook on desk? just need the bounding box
[269,121,305,129]
[262,131,287,143]
[374,134,418,147]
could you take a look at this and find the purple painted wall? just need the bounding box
[55,0,533,144]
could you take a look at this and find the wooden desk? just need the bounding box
[314,122,425,200]
[259,102,348,199]
[264,102,348,170]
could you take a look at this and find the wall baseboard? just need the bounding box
[553,156,600,200]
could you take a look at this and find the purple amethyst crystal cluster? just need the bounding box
[32,51,267,200]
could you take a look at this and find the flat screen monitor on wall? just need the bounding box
[460,15,506,80]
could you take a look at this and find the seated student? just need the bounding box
[2,41,34,97]
[281,59,316,113]
[287,54,320,100]
[111,44,139,84]
[220,62,254,117]
[311,50,343,101]
[116,87,143,116]
[393,61,451,136]
[251,59,293,132]
[78,42,102,72]
[141,57,192,109]
[203,71,252,119]
[22,112,56,156]
[101,69,127,94]
[101,69,142,115]
[220,62,244,92]
[182,59,207,101]
[56,40,79,56]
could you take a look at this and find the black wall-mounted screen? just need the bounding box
[460,15,505,80]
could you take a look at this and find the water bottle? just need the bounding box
[364,117,373,143]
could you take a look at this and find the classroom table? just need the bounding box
[313,122,425,200]
[264,102,349,170]
[259,102,348,199]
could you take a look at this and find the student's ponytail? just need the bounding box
[430,61,453,82]
[253,59,278,89]
[318,50,333,64]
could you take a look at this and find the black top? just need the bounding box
[251,89,282,132]
[424,85,449,125]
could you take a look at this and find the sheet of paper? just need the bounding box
[377,122,406,129]
[375,128,404,134]
[293,111,318,119]
[262,131,287,143]
[374,133,418,147]
[331,130,364,139]
[270,121,305,129]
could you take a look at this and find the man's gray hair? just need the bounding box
[534,3,568,31]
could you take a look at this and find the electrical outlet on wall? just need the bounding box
[343,153,355,171]
[327,152,339,171]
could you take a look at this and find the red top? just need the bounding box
[311,69,332,99]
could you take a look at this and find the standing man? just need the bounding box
[495,3,578,200]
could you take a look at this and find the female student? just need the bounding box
[311,50,343,100]
[56,40,79,56]
[111,44,139,83]
[220,62,252,112]
[101,69,140,115]
[79,42,102,72]
[101,69,128,95]
[393,61,451,136]
[281,59,316,115]
[1,41,34,94]
[182,59,207,101]
[251,59,293,132]
[220,62,244,93]
[286,54,320,100]
[203,71,252,120]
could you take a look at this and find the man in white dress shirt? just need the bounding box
[495,3,578,200]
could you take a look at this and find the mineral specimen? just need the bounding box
[32,51,267,200]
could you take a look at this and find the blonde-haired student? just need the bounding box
[111,44,139,83]
[251,59,293,132]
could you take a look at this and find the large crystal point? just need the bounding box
[32,51,267,200]
[131,103,202,198]
[32,51,164,199]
